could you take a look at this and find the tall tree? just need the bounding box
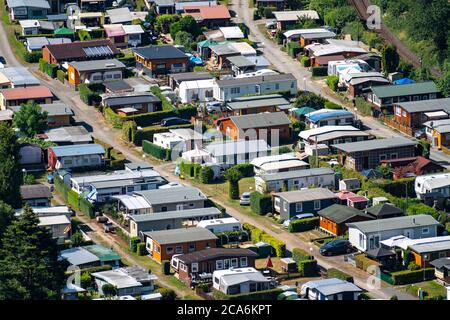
[381,44,400,74]
[0,123,22,208]
[0,201,14,245]
[0,206,67,299]
[223,167,242,200]
[13,103,48,137]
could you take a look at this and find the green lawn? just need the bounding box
[403,281,447,300]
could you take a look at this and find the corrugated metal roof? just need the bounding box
[347,214,440,234]
[260,167,335,182]
[130,207,221,222]
[205,139,270,157]
[276,188,337,203]
[332,137,417,153]
[371,81,439,99]
[394,97,450,113]
[229,112,290,129]
[318,204,371,224]
[70,59,125,72]
[227,95,289,110]
[144,227,217,245]
[134,186,207,205]
[51,143,105,157]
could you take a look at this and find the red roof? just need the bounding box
[44,39,119,61]
[335,191,357,200]
[1,86,53,100]
[104,25,126,37]
[314,54,346,65]
[183,5,231,20]
[347,196,368,203]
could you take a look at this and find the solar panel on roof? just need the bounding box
[82,45,113,57]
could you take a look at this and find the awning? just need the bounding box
[113,195,150,210]
[424,111,448,119]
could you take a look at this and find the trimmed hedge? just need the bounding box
[286,41,302,58]
[24,51,42,63]
[54,175,70,202]
[242,223,285,257]
[326,76,339,91]
[137,242,147,256]
[79,197,94,218]
[250,192,272,215]
[312,66,328,77]
[67,189,80,210]
[327,268,354,283]
[300,56,310,67]
[292,248,313,261]
[288,217,319,233]
[130,236,141,252]
[324,101,342,109]
[56,69,66,83]
[233,163,254,178]
[142,140,171,161]
[391,268,435,285]
[298,259,318,277]
[78,84,101,106]
[355,254,379,272]
[292,248,317,276]
[213,288,284,300]
[162,260,171,275]
[200,166,214,184]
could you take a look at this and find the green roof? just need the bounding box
[371,81,439,99]
[197,40,229,49]
[54,27,74,35]
[292,106,315,116]
[84,244,121,262]
[227,94,290,110]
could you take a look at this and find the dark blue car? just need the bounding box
[320,240,353,256]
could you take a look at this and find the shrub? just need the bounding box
[45,63,58,78]
[250,192,272,215]
[286,41,302,58]
[78,84,101,106]
[56,69,66,83]
[233,163,254,178]
[298,259,318,277]
[142,140,171,160]
[355,97,373,116]
[38,58,47,72]
[67,189,80,210]
[243,223,285,257]
[122,121,137,142]
[136,242,147,256]
[156,288,177,300]
[162,260,171,275]
[200,166,214,184]
[390,268,435,285]
[312,66,328,77]
[261,6,276,18]
[292,248,312,261]
[327,268,354,283]
[24,51,42,63]
[288,217,319,233]
[79,197,94,218]
[354,254,379,272]
[130,236,141,252]
[324,101,342,109]
[407,262,421,271]
[300,56,310,67]
[326,76,339,91]
[54,176,70,202]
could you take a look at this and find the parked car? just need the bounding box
[319,240,353,256]
[282,213,315,228]
[47,172,55,184]
[206,101,224,113]
[161,117,190,127]
[240,192,251,205]
[96,216,109,223]
[104,222,116,233]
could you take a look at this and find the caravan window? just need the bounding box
[240,257,248,267]
[191,263,199,273]
[422,228,429,235]
[231,258,238,267]
[216,260,224,270]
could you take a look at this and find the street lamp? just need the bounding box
[303,76,307,92]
